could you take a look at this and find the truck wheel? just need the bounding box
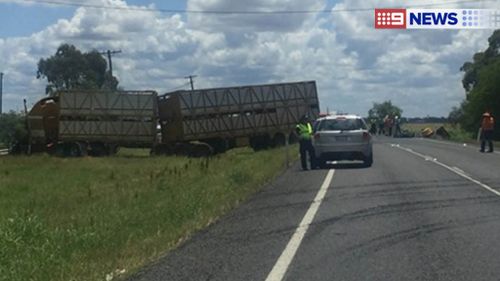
[151,144,174,156]
[106,144,119,156]
[89,142,106,157]
[78,142,88,157]
[67,142,84,157]
[272,133,286,147]
[189,143,214,157]
[250,135,271,151]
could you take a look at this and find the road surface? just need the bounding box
[129,137,500,281]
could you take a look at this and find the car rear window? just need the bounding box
[317,118,366,131]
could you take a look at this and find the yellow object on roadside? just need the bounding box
[421,127,434,138]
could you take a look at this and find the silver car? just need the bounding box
[313,115,373,167]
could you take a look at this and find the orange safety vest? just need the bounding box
[481,114,495,131]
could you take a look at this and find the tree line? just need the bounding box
[450,29,500,139]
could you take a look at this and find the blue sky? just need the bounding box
[0,1,189,37]
[0,0,497,116]
[0,0,341,37]
[0,3,72,37]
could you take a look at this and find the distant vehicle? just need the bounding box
[312,114,373,167]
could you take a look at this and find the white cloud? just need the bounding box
[0,0,498,117]
[187,0,325,33]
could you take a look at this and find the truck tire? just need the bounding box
[250,135,271,151]
[272,133,286,147]
[89,142,107,157]
[188,143,213,157]
[151,144,174,156]
[60,142,85,157]
[107,144,119,156]
[205,138,228,154]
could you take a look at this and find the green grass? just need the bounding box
[0,146,297,281]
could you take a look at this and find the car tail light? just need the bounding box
[363,132,371,141]
[314,133,321,140]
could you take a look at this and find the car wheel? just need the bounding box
[317,158,328,169]
[364,153,373,167]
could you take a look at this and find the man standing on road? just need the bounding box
[480,110,495,153]
[296,115,316,170]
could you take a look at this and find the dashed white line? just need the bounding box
[265,169,335,281]
[452,166,466,174]
[392,144,500,197]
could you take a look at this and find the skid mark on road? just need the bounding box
[306,195,500,239]
[339,215,500,258]
[335,179,473,200]
[333,178,465,190]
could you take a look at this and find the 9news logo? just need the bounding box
[375,8,500,29]
[375,9,406,29]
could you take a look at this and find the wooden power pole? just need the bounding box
[185,75,197,90]
[100,50,121,76]
[0,72,3,114]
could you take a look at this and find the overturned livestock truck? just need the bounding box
[154,81,320,154]
[25,90,158,156]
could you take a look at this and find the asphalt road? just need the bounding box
[129,137,500,281]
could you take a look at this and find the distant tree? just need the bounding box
[448,104,464,125]
[0,111,27,147]
[36,44,118,95]
[368,100,403,120]
[456,29,500,138]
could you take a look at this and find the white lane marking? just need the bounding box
[392,144,500,197]
[265,169,335,281]
[419,138,500,155]
[452,166,466,174]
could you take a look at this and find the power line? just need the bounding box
[18,0,496,15]
[165,82,191,92]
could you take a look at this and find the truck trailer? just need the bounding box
[155,80,319,154]
[23,90,158,156]
[20,81,319,156]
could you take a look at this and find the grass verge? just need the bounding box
[0,146,297,281]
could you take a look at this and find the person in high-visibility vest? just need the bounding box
[480,110,495,153]
[296,115,316,170]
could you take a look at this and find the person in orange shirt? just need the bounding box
[480,110,495,153]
